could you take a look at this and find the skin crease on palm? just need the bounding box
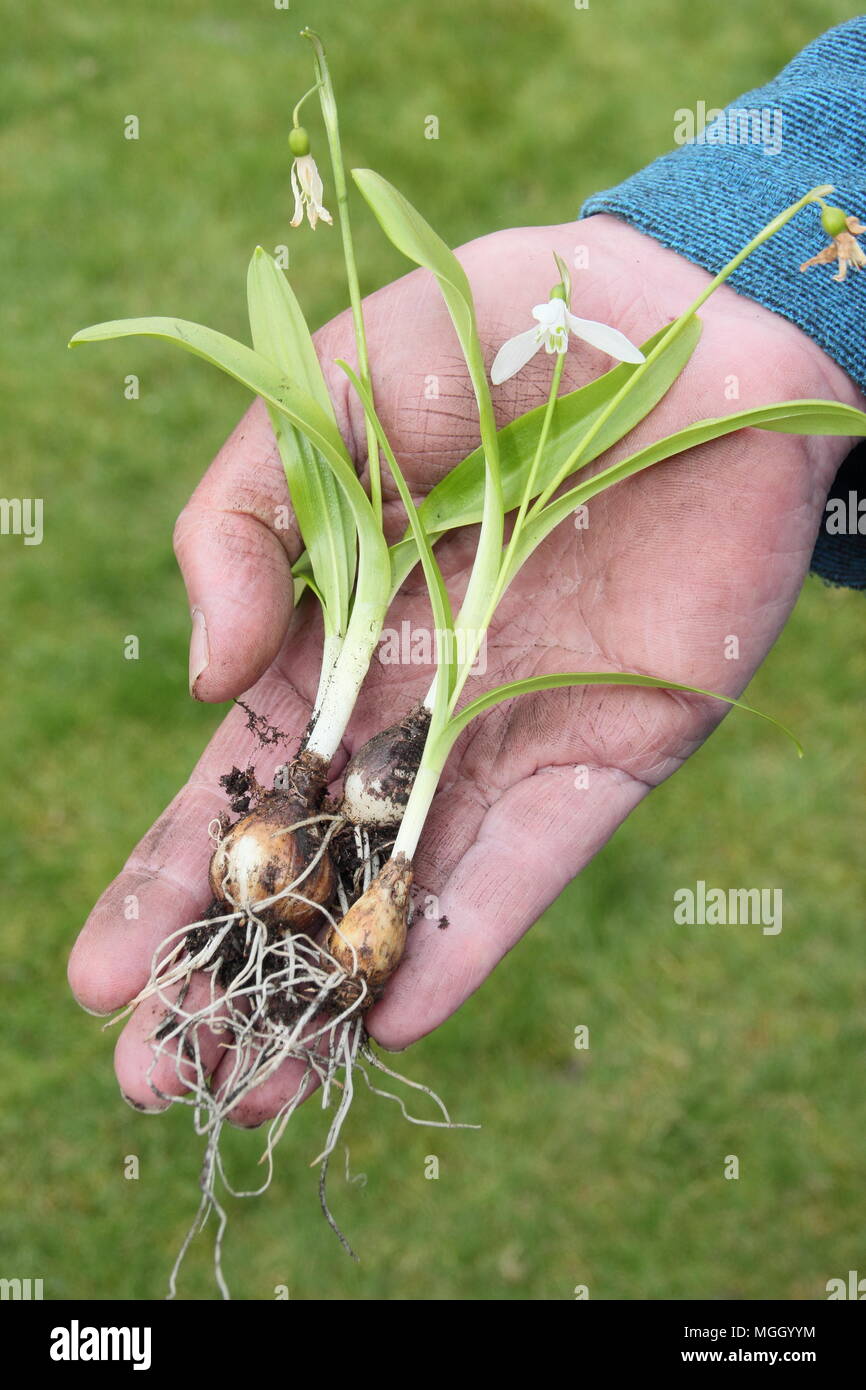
[67,213,864,1125]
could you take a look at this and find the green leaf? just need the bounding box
[247,249,355,635]
[388,318,702,591]
[352,168,480,368]
[71,315,344,451]
[441,670,803,755]
[338,360,456,711]
[352,167,505,633]
[246,248,337,418]
[69,315,390,595]
[509,396,866,580]
[750,400,866,436]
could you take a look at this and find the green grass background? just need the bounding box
[1,0,864,1300]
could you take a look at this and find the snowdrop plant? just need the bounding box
[69,30,866,1298]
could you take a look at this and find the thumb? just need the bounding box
[173,397,303,702]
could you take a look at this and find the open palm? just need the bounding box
[68,215,861,1121]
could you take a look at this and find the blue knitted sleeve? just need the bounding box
[580,18,866,591]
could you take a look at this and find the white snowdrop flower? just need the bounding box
[289,127,333,230]
[491,289,644,385]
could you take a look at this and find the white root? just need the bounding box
[117,805,475,1300]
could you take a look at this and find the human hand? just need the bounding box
[68,214,863,1120]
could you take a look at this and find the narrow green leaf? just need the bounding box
[352,167,505,628]
[442,671,803,755]
[69,315,390,597]
[71,315,345,454]
[751,400,866,436]
[388,319,702,592]
[247,248,338,418]
[292,548,315,604]
[247,249,355,634]
[352,167,478,358]
[509,396,866,581]
[338,359,455,710]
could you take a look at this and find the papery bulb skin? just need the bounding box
[209,788,334,932]
[323,854,413,1008]
[341,705,431,828]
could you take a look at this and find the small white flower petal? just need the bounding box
[290,163,304,228]
[533,298,571,352]
[290,155,333,230]
[301,157,322,197]
[532,299,565,327]
[566,311,645,364]
[300,158,324,226]
[490,327,543,385]
[541,325,568,353]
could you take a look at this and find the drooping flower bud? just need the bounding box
[801,201,866,283]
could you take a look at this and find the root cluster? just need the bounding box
[111,767,473,1299]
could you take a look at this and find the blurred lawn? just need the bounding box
[1,0,864,1300]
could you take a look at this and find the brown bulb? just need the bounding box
[341,706,430,827]
[209,791,335,931]
[323,854,413,1008]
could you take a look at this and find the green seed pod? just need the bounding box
[820,204,849,239]
[288,125,311,158]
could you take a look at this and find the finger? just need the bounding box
[213,1047,319,1130]
[67,673,319,1016]
[114,974,232,1112]
[174,399,302,703]
[367,761,648,1050]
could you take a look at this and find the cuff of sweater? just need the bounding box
[811,441,866,591]
[580,19,866,394]
[579,18,866,591]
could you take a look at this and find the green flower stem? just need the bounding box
[512,349,565,539]
[292,83,319,128]
[302,28,382,524]
[530,182,835,518]
[391,734,451,860]
[445,347,565,713]
[396,353,565,857]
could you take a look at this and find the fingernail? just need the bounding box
[75,1000,114,1019]
[121,1090,166,1115]
[189,607,209,697]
